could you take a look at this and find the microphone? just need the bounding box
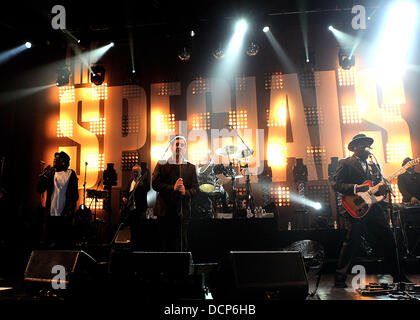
[365,147,372,155]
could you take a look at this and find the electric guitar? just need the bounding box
[121,172,147,213]
[342,158,420,218]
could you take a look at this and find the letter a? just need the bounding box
[51,265,66,289]
[51,5,66,30]
[351,265,366,290]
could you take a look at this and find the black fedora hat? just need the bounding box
[348,134,374,151]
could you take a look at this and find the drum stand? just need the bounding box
[243,164,254,211]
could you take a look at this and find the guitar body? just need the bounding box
[342,180,374,219]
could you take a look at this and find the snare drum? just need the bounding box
[198,171,217,193]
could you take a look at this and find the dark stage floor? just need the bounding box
[1,272,420,302]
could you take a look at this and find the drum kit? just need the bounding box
[196,144,255,217]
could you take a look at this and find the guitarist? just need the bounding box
[120,164,150,247]
[36,151,78,248]
[398,157,420,204]
[332,134,410,287]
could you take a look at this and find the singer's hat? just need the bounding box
[348,134,374,151]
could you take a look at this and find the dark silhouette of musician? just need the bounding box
[332,134,410,287]
[152,136,199,251]
[398,157,420,204]
[37,151,78,248]
[120,163,150,249]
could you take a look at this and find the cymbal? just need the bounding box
[233,148,254,159]
[216,145,238,156]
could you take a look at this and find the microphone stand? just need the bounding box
[177,152,184,252]
[368,154,403,278]
[230,127,255,212]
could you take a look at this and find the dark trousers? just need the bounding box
[157,215,189,252]
[46,216,73,249]
[123,210,147,250]
[336,205,400,277]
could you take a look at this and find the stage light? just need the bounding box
[158,114,176,133]
[263,26,269,33]
[190,30,195,37]
[56,66,71,86]
[341,105,362,124]
[191,112,211,130]
[57,120,73,137]
[236,20,247,33]
[270,186,291,207]
[382,104,403,122]
[246,42,259,56]
[328,26,334,31]
[338,67,355,86]
[77,39,81,44]
[228,110,248,129]
[313,202,322,210]
[58,86,75,103]
[110,42,115,47]
[338,49,355,70]
[386,143,408,163]
[91,83,108,100]
[178,47,191,61]
[89,118,106,135]
[90,65,105,85]
[86,198,103,209]
[306,58,310,63]
[25,42,32,48]
[267,144,287,167]
[375,1,418,80]
[132,69,136,74]
[87,154,105,172]
[212,46,225,59]
[391,183,403,203]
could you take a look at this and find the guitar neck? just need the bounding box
[370,167,406,194]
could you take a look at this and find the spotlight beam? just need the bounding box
[128,29,135,73]
[289,192,323,210]
[0,44,31,65]
[70,42,114,74]
[375,1,419,80]
[264,30,295,74]
[214,19,248,77]
[298,0,309,62]
[0,84,56,106]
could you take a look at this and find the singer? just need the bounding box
[332,134,410,287]
[36,151,79,248]
[152,136,199,251]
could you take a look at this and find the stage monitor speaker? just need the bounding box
[215,251,308,300]
[24,250,97,290]
[108,251,194,278]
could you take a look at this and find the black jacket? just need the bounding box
[37,169,79,217]
[152,160,199,220]
[332,155,381,195]
[397,171,420,202]
[122,168,150,213]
